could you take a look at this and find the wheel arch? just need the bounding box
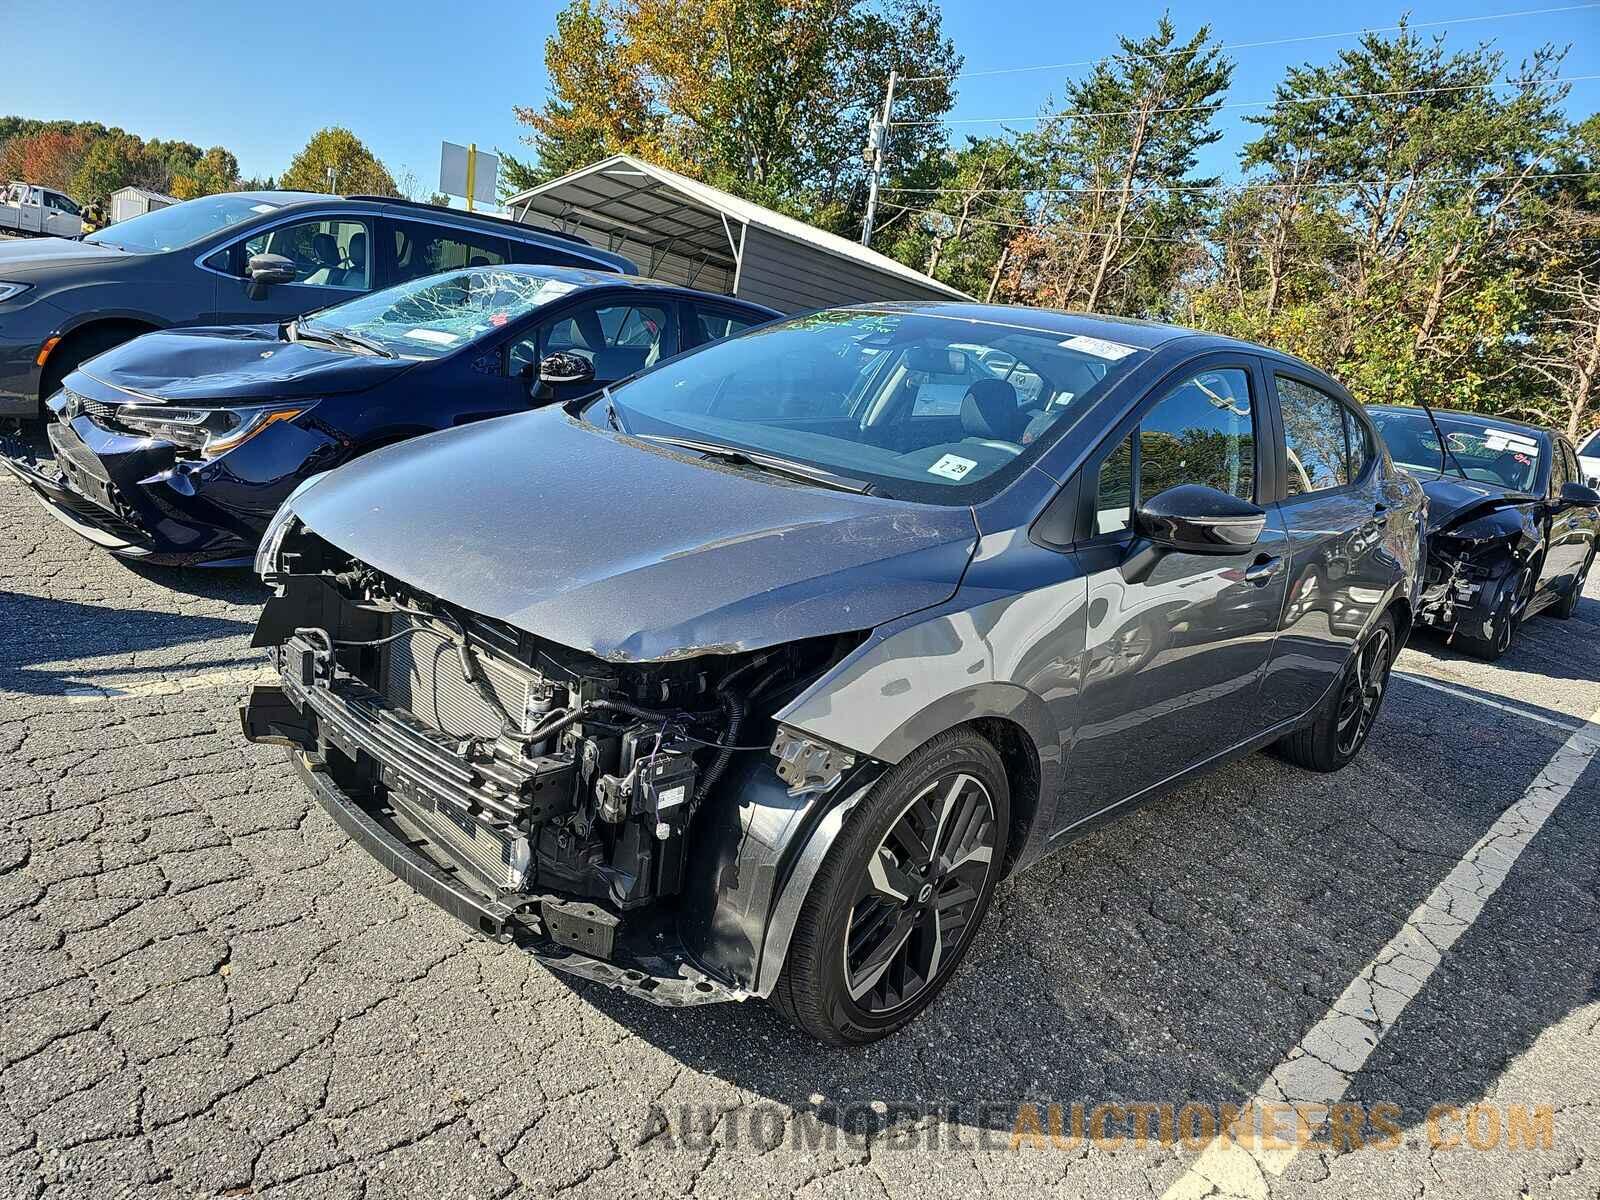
[40,316,162,399]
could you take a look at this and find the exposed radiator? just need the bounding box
[381,614,534,740]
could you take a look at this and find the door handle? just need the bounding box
[1370,503,1389,528]
[1244,554,1282,585]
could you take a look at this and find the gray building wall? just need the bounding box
[734,226,961,313]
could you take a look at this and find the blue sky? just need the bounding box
[4,0,1596,205]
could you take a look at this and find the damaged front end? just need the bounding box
[1416,500,1536,643]
[241,521,882,1006]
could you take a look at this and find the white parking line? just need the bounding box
[1162,703,1600,1200]
[54,664,273,704]
[1392,671,1583,733]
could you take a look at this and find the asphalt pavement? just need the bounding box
[2,430,1597,1200]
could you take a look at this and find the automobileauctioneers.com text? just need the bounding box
[639,1100,1555,1154]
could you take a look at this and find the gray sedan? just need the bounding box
[242,304,1425,1043]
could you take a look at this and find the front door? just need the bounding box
[511,295,680,406]
[1058,359,1290,828]
[205,216,374,324]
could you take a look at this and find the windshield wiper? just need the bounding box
[294,321,395,359]
[1418,400,1469,480]
[634,433,874,495]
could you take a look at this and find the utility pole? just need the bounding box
[860,68,897,247]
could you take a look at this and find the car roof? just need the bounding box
[439,262,780,313]
[1367,403,1555,440]
[838,301,1320,361]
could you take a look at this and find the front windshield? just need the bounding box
[1372,409,1543,490]
[300,267,582,359]
[601,309,1145,503]
[84,194,280,253]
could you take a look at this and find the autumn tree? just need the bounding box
[0,128,93,193]
[280,127,398,197]
[1001,19,1230,316]
[514,0,959,233]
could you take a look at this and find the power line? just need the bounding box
[880,170,1600,198]
[895,73,1599,128]
[877,199,1600,251]
[899,2,1600,83]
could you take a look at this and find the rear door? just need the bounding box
[1257,369,1394,720]
[1057,354,1291,824]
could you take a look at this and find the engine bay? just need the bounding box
[247,527,861,957]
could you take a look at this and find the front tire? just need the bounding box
[1458,564,1533,660]
[1275,611,1396,773]
[771,728,1009,1045]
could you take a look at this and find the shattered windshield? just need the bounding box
[599,309,1144,504]
[84,195,278,253]
[1372,409,1543,491]
[298,267,581,359]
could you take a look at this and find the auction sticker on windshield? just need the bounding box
[403,328,461,346]
[928,453,978,481]
[1060,334,1136,361]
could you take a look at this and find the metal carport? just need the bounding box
[504,153,970,313]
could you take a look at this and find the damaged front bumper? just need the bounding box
[2,405,259,566]
[244,680,747,1007]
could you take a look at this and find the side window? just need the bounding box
[1565,443,1584,488]
[684,305,762,350]
[505,238,601,269]
[1138,368,1256,502]
[1093,434,1135,536]
[388,220,507,285]
[1342,405,1374,484]
[508,301,671,383]
[1278,375,1349,495]
[238,218,370,289]
[1550,442,1571,495]
[1092,367,1255,537]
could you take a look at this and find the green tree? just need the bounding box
[280,127,398,196]
[1004,18,1233,316]
[514,0,960,236]
[1189,28,1569,416]
[881,136,1029,298]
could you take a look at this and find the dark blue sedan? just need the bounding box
[1,266,777,565]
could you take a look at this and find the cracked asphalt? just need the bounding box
[3,430,1598,1200]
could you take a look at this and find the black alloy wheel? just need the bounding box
[1335,620,1394,757]
[771,728,1010,1044]
[1274,609,1398,773]
[842,772,997,1013]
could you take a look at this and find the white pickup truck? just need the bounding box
[0,182,84,238]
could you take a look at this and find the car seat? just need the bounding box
[960,378,1027,453]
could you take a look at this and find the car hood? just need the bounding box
[77,326,414,403]
[286,408,979,662]
[0,236,123,269]
[1416,473,1533,533]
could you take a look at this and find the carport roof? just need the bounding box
[504,153,970,300]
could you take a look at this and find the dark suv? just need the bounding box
[0,191,636,419]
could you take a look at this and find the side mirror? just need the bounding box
[538,351,595,388]
[1559,480,1600,509]
[246,253,297,299]
[1135,484,1266,554]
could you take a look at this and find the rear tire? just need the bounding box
[770,728,1009,1045]
[1275,611,1397,773]
[1552,552,1592,620]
